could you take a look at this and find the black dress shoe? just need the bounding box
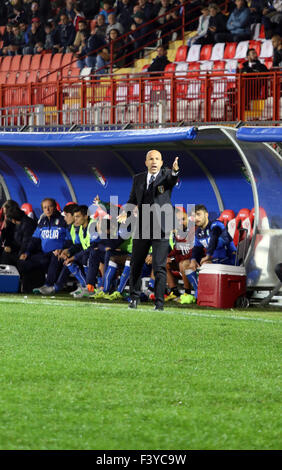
[154,305,164,311]
[128,299,138,309]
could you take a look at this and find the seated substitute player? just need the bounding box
[36,202,81,295]
[17,198,68,293]
[166,206,196,304]
[185,204,237,299]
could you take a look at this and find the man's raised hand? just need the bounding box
[172,156,179,172]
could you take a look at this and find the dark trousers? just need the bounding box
[18,252,62,289]
[130,238,169,307]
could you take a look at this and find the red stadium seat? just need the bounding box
[224,43,237,59]
[1,56,12,72]
[211,43,225,61]
[264,57,273,69]
[200,44,212,61]
[10,55,22,71]
[164,63,176,77]
[0,71,8,84]
[228,208,251,246]
[259,24,265,39]
[212,60,225,75]
[30,54,42,70]
[218,209,236,227]
[61,52,74,68]
[6,71,18,85]
[20,54,32,71]
[249,40,261,57]
[50,53,63,70]
[26,70,38,83]
[16,71,28,85]
[40,53,52,70]
[187,62,200,77]
[175,45,188,62]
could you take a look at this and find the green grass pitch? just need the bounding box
[0,294,281,450]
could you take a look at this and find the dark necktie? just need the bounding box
[148,174,155,187]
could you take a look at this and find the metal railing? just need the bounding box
[0,71,281,128]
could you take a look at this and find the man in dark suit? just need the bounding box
[118,150,179,311]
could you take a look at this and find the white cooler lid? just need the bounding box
[199,264,246,276]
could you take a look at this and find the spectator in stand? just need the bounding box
[106,12,124,38]
[43,18,60,53]
[1,22,14,55]
[204,3,228,45]
[80,0,100,19]
[215,0,251,42]
[240,47,268,72]
[95,13,107,39]
[249,0,265,23]
[147,44,170,75]
[56,0,76,23]
[262,0,282,38]
[240,48,268,109]
[10,4,28,25]
[8,22,26,55]
[53,12,76,53]
[22,17,45,54]
[69,19,89,53]
[176,0,202,32]
[98,0,115,23]
[187,5,210,46]
[116,0,134,31]
[73,1,86,30]
[272,34,282,66]
[130,11,148,59]
[95,28,126,73]
[154,0,179,45]
[137,0,155,23]
[76,27,106,70]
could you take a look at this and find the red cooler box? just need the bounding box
[197,264,246,308]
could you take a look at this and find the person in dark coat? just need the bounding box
[0,205,37,267]
[147,45,170,76]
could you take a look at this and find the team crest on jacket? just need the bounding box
[158,185,165,194]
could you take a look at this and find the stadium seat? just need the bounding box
[210,43,225,61]
[0,71,8,84]
[176,80,204,121]
[224,43,237,60]
[186,44,201,62]
[200,61,213,73]
[225,59,238,74]
[210,79,228,119]
[26,70,38,83]
[164,63,176,77]
[10,55,22,71]
[187,62,200,77]
[175,62,189,76]
[40,53,52,70]
[6,71,18,85]
[61,52,74,69]
[249,40,261,57]
[1,56,12,72]
[16,71,28,85]
[263,57,273,69]
[50,53,63,70]
[260,40,273,58]
[142,64,150,73]
[20,54,32,71]
[212,60,225,75]
[175,45,188,62]
[0,26,5,36]
[234,41,249,59]
[30,54,42,70]
[38,69,49,82]
[218,209,236,227]
[200,44,213,61]
[228,208,251,245]
[258,24,265,39]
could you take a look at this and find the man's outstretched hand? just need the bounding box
[172,157,179,172]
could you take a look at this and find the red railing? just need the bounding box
[0,71,281,127]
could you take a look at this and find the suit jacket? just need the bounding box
[126,167,179,238]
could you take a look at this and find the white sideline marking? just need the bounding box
[0,297,280,324]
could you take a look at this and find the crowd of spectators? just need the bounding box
[0,0,281,73]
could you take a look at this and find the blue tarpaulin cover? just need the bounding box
[237,127,282,142]
[0,127,198,148]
